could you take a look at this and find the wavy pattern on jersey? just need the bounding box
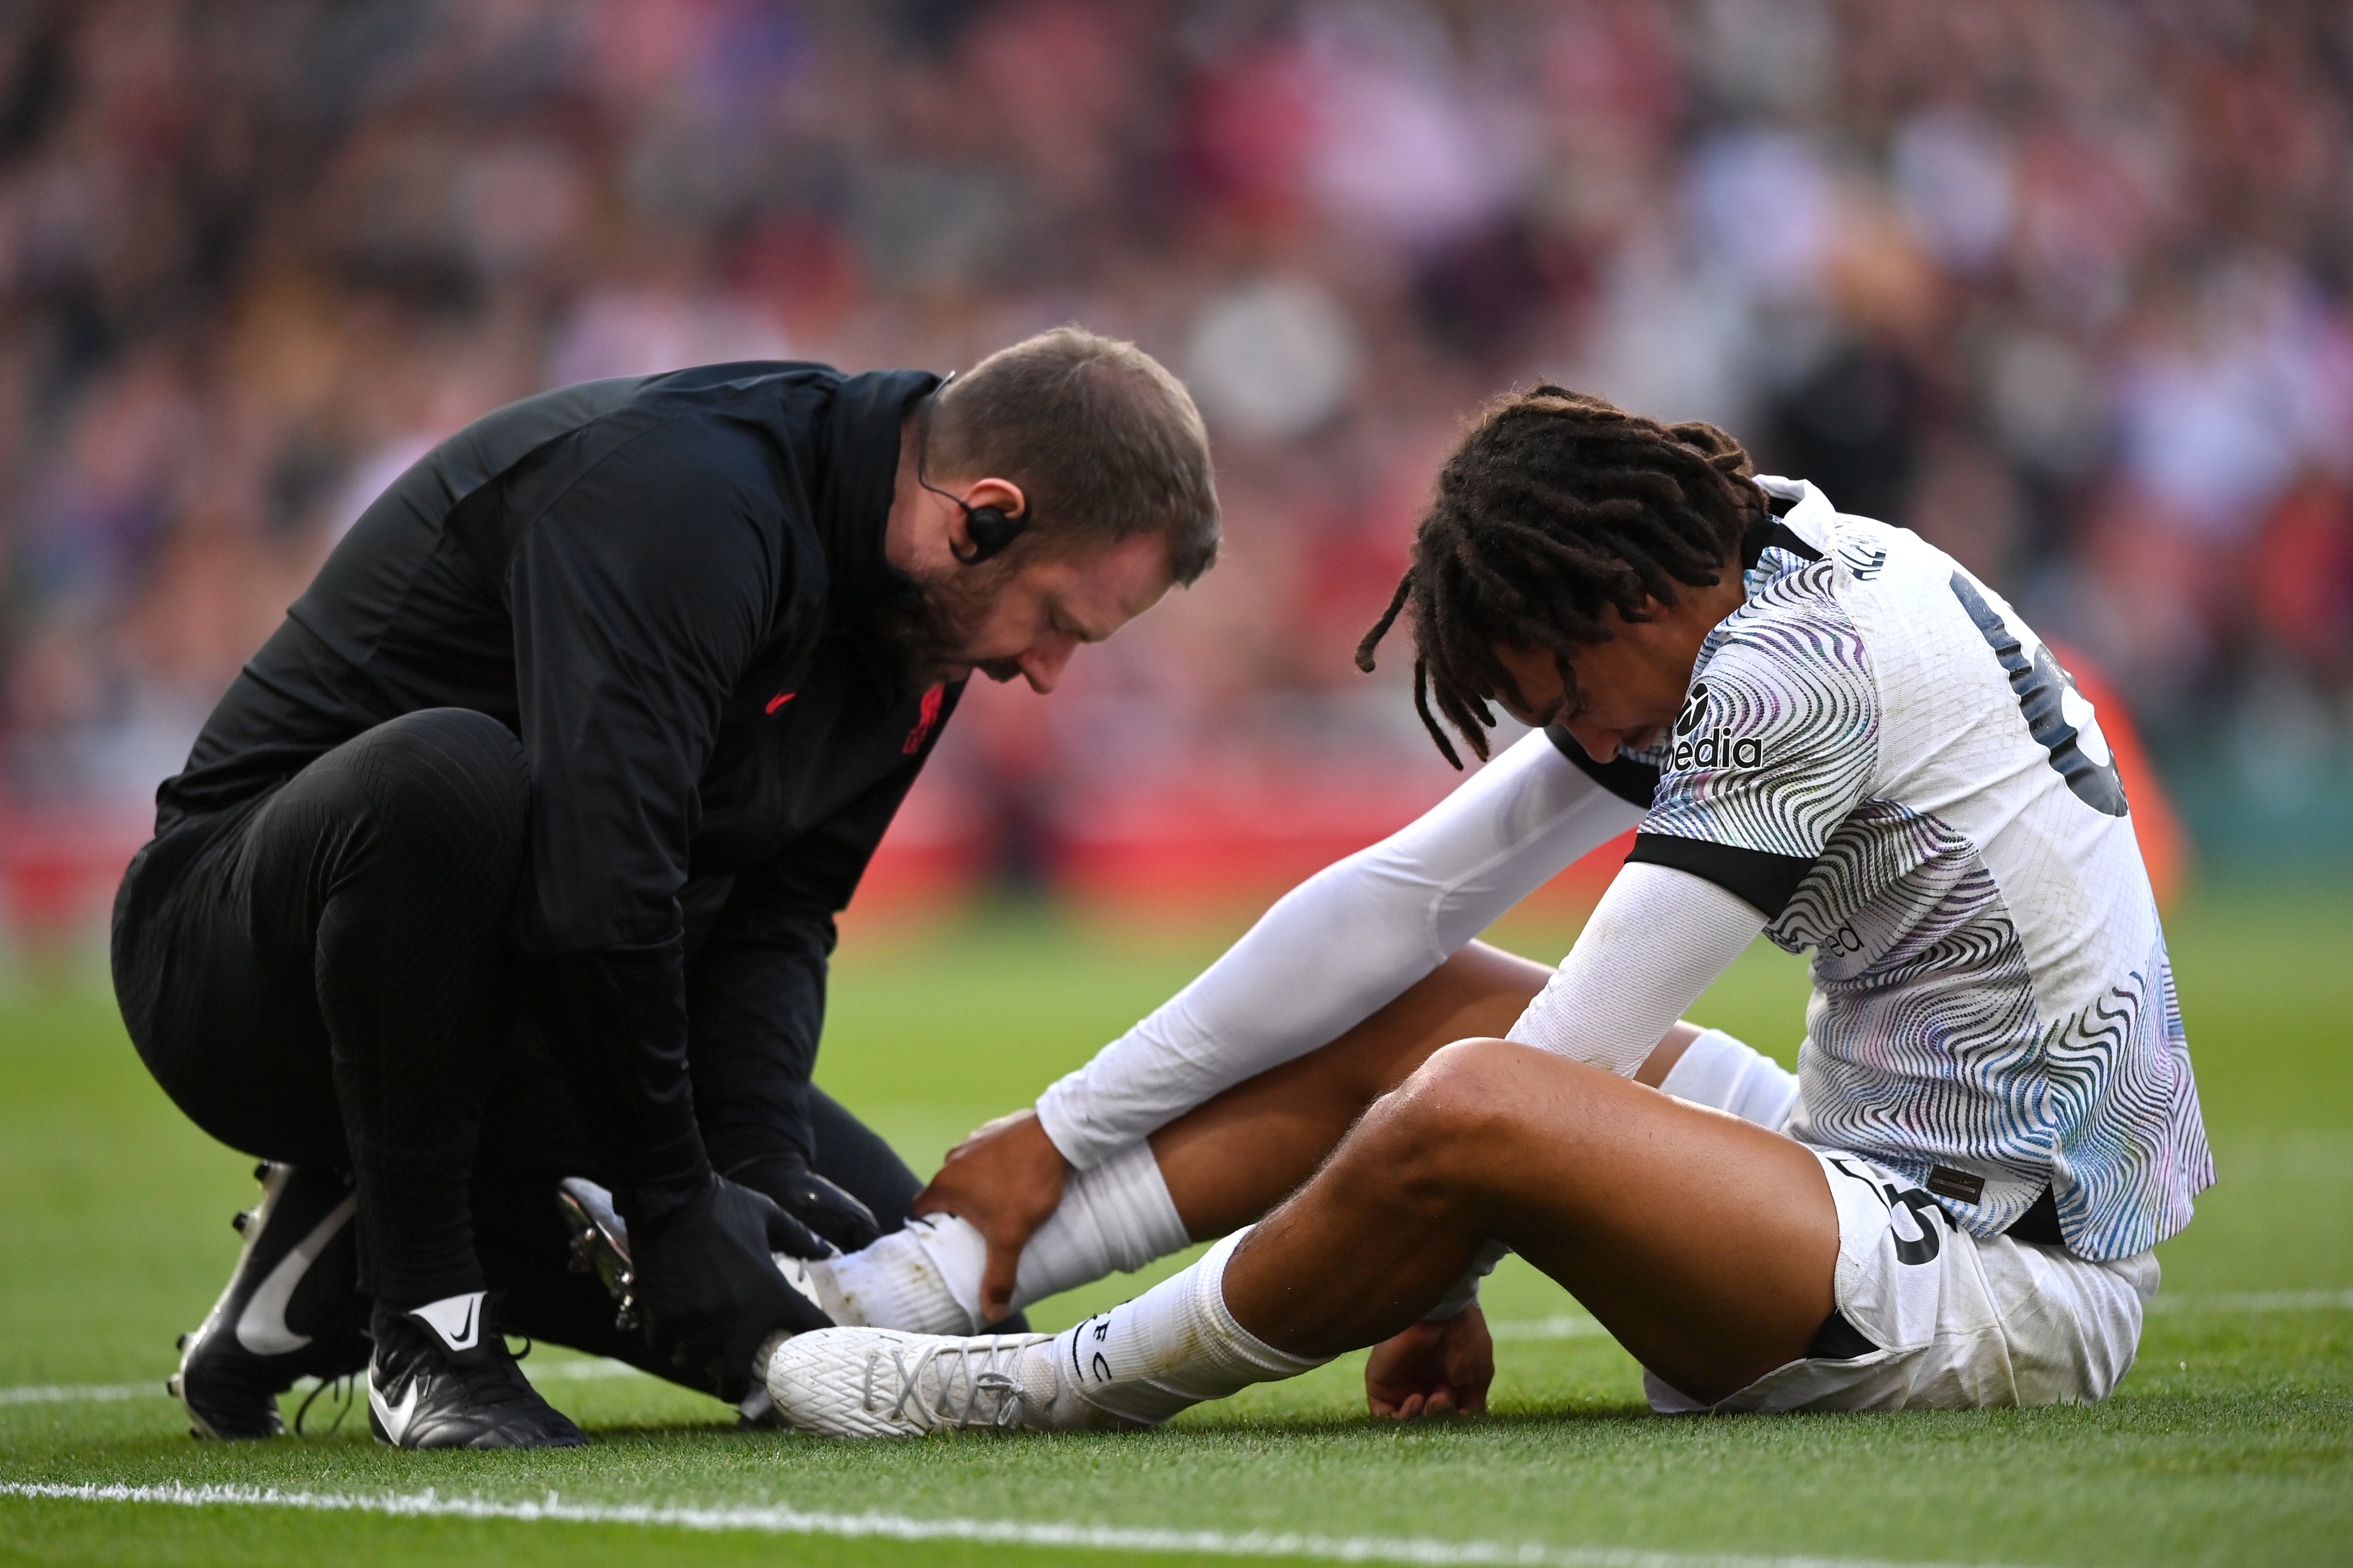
[1781,808,2207,1255]
[1643,560,1876,862]
[1784,811,2056,1227]
[1668,540,2207,1260]
[2041,944,2211,1257]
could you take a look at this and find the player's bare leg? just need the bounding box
[1149,941,1703,1237]
[880,940,1704,1326]
[763,1034,1834,1435]
[1149,940,1546,1236]
[1221,1037,1834,1404]
[815,940,1706,1343]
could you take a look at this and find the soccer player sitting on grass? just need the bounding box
[755,386,2212,1434]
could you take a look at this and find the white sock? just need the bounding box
[1029,1227,1328,1429]
[1015,1138,1191,1305]
[1659,1027,1801,1130]
[818,1139,1190,1334]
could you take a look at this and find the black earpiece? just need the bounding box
[920,376,1031,565]
[952,501,1028,564]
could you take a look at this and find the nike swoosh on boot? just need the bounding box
[369,1376,422,1446]
[234,1195,358,1357]
[410,1290,484,1353]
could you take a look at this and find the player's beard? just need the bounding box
[858,554,1022,696]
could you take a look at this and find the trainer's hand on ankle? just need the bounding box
[630,1174,832,1401]
[911,1108,1068,1324]
[1365,1306,1494,1420]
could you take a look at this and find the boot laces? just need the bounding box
[293,1374,354,1437]
[862,1336,1032,1431]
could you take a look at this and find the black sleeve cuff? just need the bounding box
[1626,832,1815,920]
[1545,724,1659,808]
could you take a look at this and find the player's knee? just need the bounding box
[1363,1038,1535,1195]
[1408,1035,1540,1107]
[349,708,529,876]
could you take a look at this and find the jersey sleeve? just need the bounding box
[1627,586,1878,920]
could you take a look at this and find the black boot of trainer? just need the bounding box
[168,1162,372,1439]
[366,1295,586,1449]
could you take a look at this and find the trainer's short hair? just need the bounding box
[928,327,1219,584]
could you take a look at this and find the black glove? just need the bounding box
[627,1174,833,1401]
[726,1151,881,1252]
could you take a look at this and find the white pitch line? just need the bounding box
[6,1289,2346,1410]
[0,1355,651,1408]
[0,1382,157,1408]
[523,1358,663,1382]
[1488,1315,1612,1341]
[0,1480,2036,1568]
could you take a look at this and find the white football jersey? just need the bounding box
[1621,477,2210,1260]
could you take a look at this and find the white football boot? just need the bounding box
[761,1327,1142,1438]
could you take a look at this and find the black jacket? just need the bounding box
[154,362,960,1197]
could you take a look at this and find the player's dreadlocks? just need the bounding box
[1357,385,1765,768]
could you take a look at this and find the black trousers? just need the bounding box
[113,708,922,1331]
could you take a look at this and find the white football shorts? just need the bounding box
[1644,1029,2159,1414]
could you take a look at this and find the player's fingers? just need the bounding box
[909,1174,976,1223]
[940,1110,1031,1168]
[1442,1349,1490,1416]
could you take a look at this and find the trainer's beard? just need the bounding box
[857,556,1020,697]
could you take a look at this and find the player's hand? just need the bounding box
[1365,1305,1494,1420]
[726,1151,882,1252]
[629,1174,832,1401]
[910,1108,1069,1324]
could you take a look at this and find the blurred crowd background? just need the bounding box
[3,0,2349,950]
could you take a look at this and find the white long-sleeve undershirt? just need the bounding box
[1502,860,1764,1073]
[1033,730,1650,1169]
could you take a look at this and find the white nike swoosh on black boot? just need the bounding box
[168,1162,370,1440]
[366,1293,585,1449]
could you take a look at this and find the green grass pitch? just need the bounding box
[2,889,2349,1566]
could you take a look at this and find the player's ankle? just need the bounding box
[825,1216,989,1333]
[1018,1140,1189,1302]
